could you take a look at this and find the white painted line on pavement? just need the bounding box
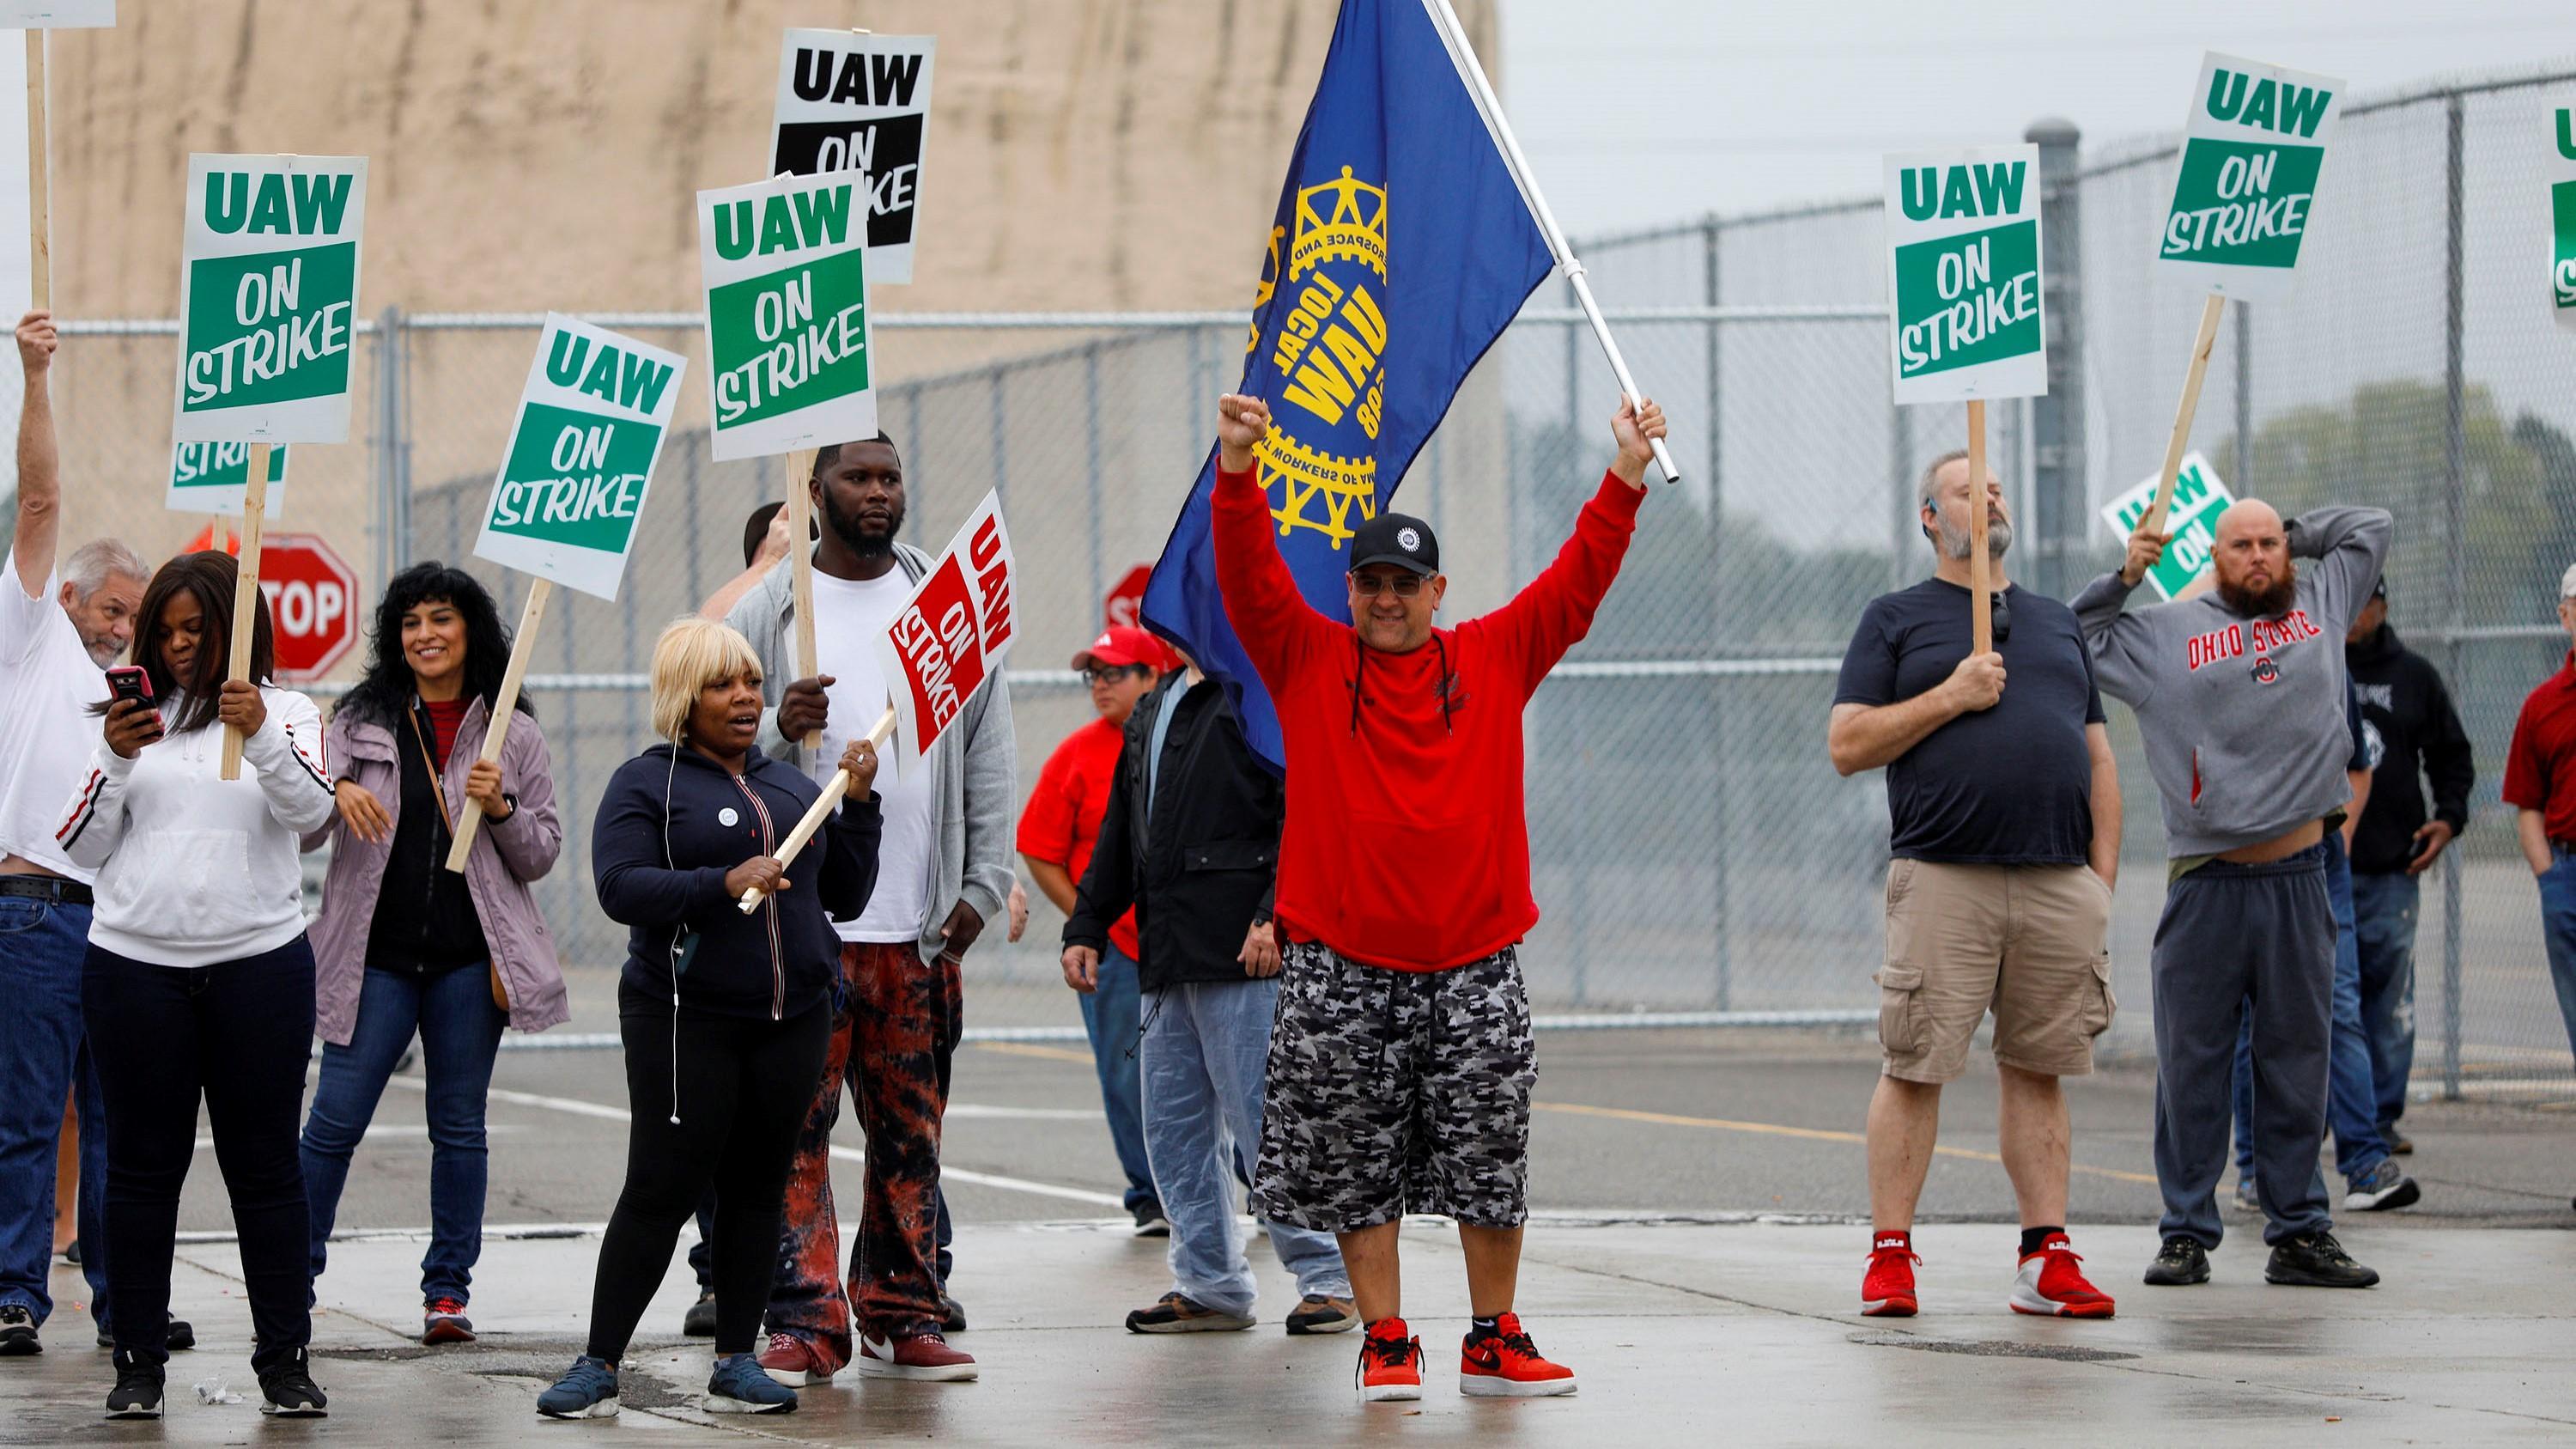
[194,1123,521,1151]
[386,1076,1125,1208]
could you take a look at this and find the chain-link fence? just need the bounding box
[34,63,2575,1098]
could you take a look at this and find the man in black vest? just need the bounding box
[1063,650,1353,1337]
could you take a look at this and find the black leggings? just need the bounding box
[83,938,317,1373]
[586,1001,829,1361]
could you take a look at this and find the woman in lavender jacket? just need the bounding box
[297,563,567,1346]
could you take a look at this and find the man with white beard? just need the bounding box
[1828,449,2123,1320]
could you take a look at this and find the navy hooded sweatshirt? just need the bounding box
[592,743,879,1020]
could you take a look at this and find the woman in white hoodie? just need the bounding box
[54,551,337,1422]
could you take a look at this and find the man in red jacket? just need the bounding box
[1209,389,1666,1403]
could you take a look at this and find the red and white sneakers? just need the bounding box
[756,1332,839,1385]
[1861,1233,1921,1318]
[1458,1312,1577,1397]
[856,1331,979,1381]
[420,1298,475,1346]
[1355,1319,1424,1402]
[2010,1233,2117,1318]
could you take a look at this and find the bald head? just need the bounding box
[2210,498,2295,616]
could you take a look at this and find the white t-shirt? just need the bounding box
[809,567,935,943]
[0,557,108,882]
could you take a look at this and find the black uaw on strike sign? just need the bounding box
[1255,165,1391,552]
[771,31,937,285]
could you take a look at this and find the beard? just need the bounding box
[1936,515,2012,562]
[2217,558,2300,618]
[823,492,904,558]
[79,632,122,668]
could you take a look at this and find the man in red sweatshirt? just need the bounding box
[1209,390,1666,1403]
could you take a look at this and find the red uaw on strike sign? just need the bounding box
[878,490,1015,760]
[256,532,360,681]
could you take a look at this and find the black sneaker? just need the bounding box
[96,1314,195,1351]
[2264,1232,2379,1288]
[682,1291,718,1337]
[106,1350,162,1419]
[2342,1160,2421,1213]
[0,1304,37,1354]
[939,1294,968,1334]
[1132,1203,1170,1239]
[2388,1132,2413,1156]
[2142,1235,2210,1286]
[258,1347,330,1416]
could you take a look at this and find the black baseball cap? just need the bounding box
[1348,512,1439,577]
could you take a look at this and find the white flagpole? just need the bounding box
[1422,0,1680,484]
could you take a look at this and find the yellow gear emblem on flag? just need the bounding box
[1258,166,1390,548]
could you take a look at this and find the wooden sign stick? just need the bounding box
[216,442,272,780]
[2142,293,2227,539]
[1966,399,1992,654]
[738,704,894,912]
[24,31,46,310]
[442,578,551,872]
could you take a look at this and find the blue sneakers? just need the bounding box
[536,1356,620,1419]
[706,1353,799,1415]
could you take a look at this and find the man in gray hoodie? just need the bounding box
[2073,497,2390,1291]
[720,435,1016,1384]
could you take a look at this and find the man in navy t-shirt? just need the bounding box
[1827,448,2123,1322]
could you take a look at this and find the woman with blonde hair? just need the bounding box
[537,619,880,1419]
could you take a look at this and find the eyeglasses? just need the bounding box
[1080,664,1148,685]
[1989,591,2012,644]
[1350,572,1425,598]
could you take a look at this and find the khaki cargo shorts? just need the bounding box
[1875,858,2116,1083]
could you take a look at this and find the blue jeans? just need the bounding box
[1077,947,1159,1217]
[2539,850,2576,1065]
[1139,977,1347,1315]
[300,965,506,1305]
[2349,871,2420,1135]
[0,894,111,1330]
[2232,831,2389,1190]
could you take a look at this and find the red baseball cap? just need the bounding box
[1071,624,1174,673]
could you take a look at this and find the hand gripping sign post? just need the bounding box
[447,314,687,870]
[699,169,877,753]
[2140,53,2342,541]
[740,489,1013,913]
[2549,102,2576,330]
[171,152,367,779]
[772,29,935,286]
[1885,143,2047,654]
[2099,452,2238,601]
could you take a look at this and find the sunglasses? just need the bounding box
[1350,572,1426,598]
[1080,663,1149,685]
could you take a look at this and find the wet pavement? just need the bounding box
[7,1218,2572,1445]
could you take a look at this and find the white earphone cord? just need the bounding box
[664,738,683,1126]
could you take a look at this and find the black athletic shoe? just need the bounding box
[97,1314,194,1351]
[682,1291,718,1337]
[2388,1132,2413,1156]
[2142,1235,2210,1286]
[939,1294,967,1334]
[2264,1232,2379,1288]
[258,1348,330,1416]
[1132,1203,1170,1239]
[106,1350,163,1419]
[0,1304,37,1354]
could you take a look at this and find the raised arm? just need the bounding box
[2070,521,2175,709]
[9,311,58,606]
[1479,398,1663,695]
[1208,394,1338,689]
[2286,505,2394,630]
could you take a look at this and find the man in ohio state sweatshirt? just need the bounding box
[2073,497,2390,1294]
[1208,390,1663,1403]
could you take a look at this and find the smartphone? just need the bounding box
[106,666,163,740]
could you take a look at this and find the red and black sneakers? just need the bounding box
[421,1298,475,1346]
[1861,1232,1921,1317]
[1355,1318,1424,1402]
[2011,1233,2117,1318]
[1458,1312,1577,1397]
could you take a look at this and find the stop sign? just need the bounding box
[1104,563,1151,631]
[255,533,359,681]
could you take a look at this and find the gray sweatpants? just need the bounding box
[2151,844,2335,1248]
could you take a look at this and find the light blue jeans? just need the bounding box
[1139,977,1347,1316]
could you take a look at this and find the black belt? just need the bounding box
[2554,839,2576,856]
[0,875,91,906]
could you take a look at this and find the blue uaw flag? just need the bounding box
[1141,0,1554,769]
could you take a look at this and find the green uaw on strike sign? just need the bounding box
[2549,105,2576,332]
[2099,452,2239,601]
[2157,53,2342,301]
[165,441,289,517]
[697,170,875,461]
[1884,143,2047,405]
[172,154,368,445]
[470,315,687,601]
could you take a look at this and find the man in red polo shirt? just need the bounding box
[1210,389,1666,1403]
[2503,563,2576,1135]
[1019,625,1171,1236]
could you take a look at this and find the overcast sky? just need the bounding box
[1498,0,2576,238]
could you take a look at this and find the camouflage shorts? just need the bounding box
[1252,941,1536,1233]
